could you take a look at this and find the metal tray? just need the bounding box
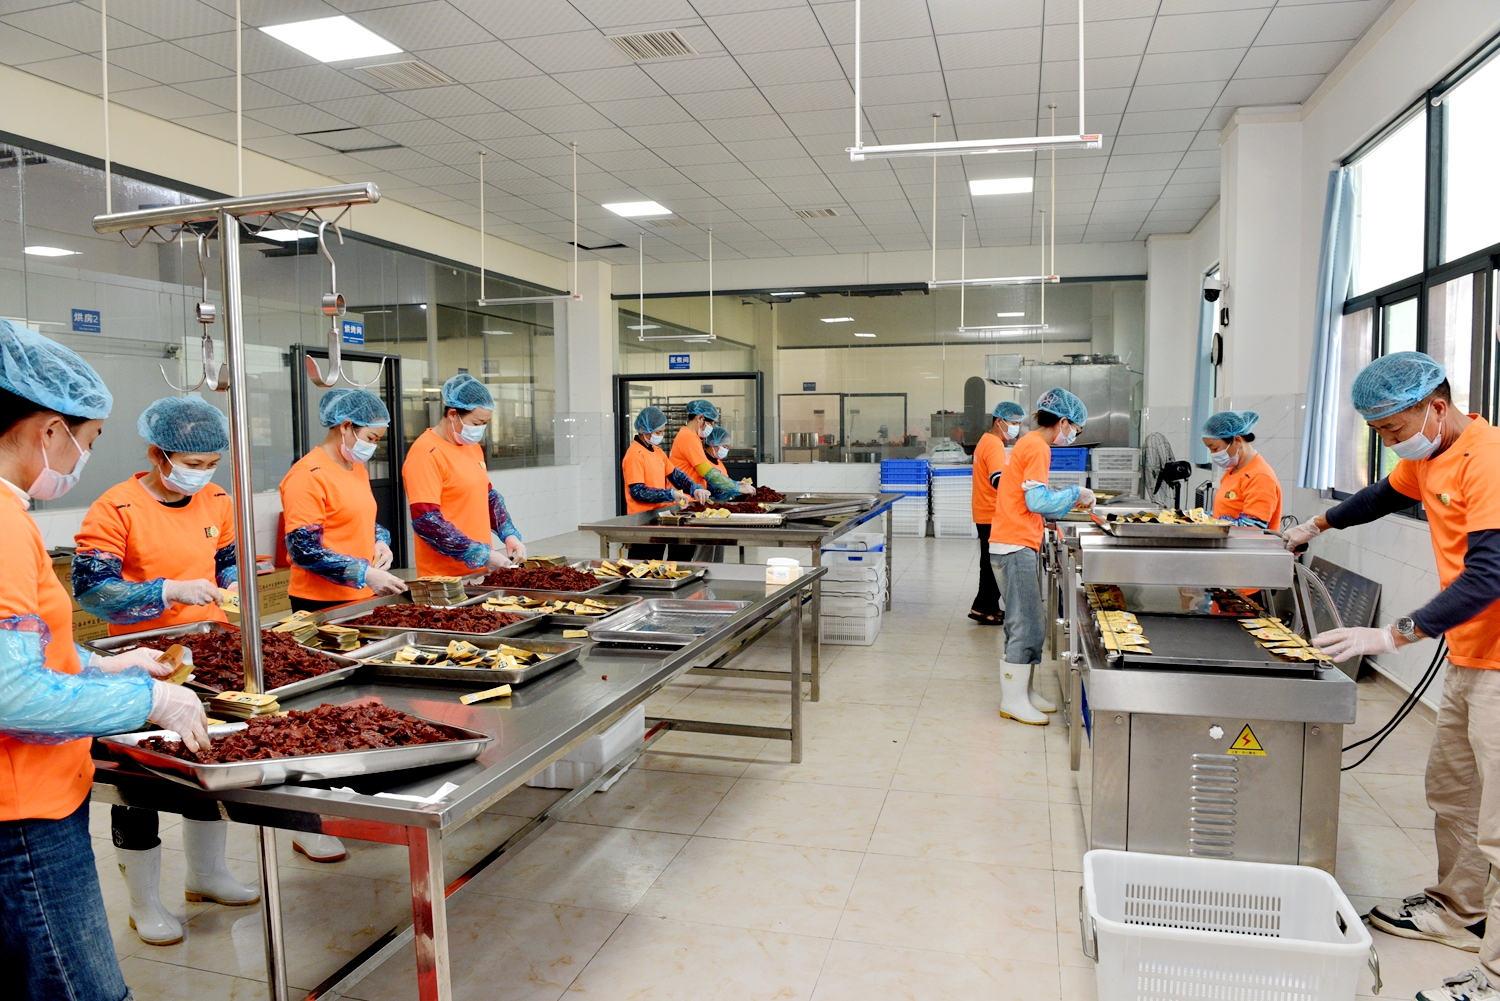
[766,492,877,520]
[85,621,362,700]
[351,632,582,685]
[99,717,492,791]
[466,568,625,596]
[586,598,750,647]
[462,588,644,627]
[1094,517,1231,547]
[571,560,709,592]
[322,592,549,638]
[1098,613,1321,675]
[690,512,784,526]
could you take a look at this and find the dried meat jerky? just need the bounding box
[140,628,338,693]
[346,605,524,633]
[139,704,453,762]
[480,566,601,591]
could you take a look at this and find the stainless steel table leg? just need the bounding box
[790,588,803,763]
[257,826,288,1001]
[885,509,893,611]
[600,536,610,560]
[809,547,821,702]
[408,826,452,1001]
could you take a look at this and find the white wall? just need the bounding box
[492,465,580,544]
[1144,204,1220,470]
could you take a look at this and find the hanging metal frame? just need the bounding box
[633,230,718,343]
[161,232,230,393]
[477,143,582,306]
[305,220,384,389]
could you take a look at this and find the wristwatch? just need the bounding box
[1394,616,1419,642]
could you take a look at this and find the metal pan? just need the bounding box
[99,717,492,791]
[462,588,643,627]
[350,632,582,685]
[586,598,749,647]
[571,560,709,592]
[467,568,625,596]
[1094,517,1231,547]
[765,492,876,520]
[322,592,549,639]
[84,621,362,700]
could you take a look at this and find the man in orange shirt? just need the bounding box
[1201,410,1283,530]
[1290,355,1500,999]
[624,406,707,560]
[970,401,1024,625]
[671,399,753,499]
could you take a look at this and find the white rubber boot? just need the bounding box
[1000,662,1048,725]
[117,846,183,945]
[182,819,259,905]
[1028,665,1057,713]
[292,833,346,863]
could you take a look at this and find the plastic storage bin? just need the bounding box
[822,575,884,601]
[1090,471,1141,495]
[823,531,886,552]
[526,705,644,791]
[820,604,882,645]
[820,548,885,568]
[823,564,885,584]
[1048,471,1088,489]
[1082,850,1377,1001]
[880,458,930,485]
[1091,447,1140,472]
[1050,447,1089,471]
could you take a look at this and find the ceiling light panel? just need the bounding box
[853,332,876,338]
[970,177,1034,196]
[603,200,672,217]
[821,316,854,323]
[24,246,78,257]
[260,16,401,63]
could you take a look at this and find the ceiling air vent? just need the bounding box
[647,217,692,228]
[793,207,840,219]
[607,29,697,62]
[357,60,455,90]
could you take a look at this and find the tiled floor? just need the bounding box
[93,534,1476,999]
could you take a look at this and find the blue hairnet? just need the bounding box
[993,401,1026,421]
[1202,410,1260,440]
[685,399,719,421]
[1035,387,1086,427]
[705,425,730,447]
[136,396,228,454]
[634,406,667,434]
[442,373,494,412]
[1351,351,1447,420]
[319,388,390,428]
[0,320,112,419]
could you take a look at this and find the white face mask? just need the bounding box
[698,422,714,439]
[648,432,664,446]
[1004,422,1020,440]
[1055,423,1077,447]
[453,416,485,445]
[341,429,378,465]
[163,460,215,495]
[1389,402,1442,461]
[1210,448,1236,471]
[712,446,728,460]
[29,427,88,501]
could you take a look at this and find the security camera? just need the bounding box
[1203,276,1225,302]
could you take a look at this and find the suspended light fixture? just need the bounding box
[955,209,1053,336]
[848,0,1100,161]
[634,230,718,343]
[477,143,582,306]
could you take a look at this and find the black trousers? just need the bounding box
[111,802,222,851]
[971,523,1001,615]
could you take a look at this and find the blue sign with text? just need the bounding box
[668,353,690,370]
[71,308,100,333]
[803,382,816,392]
[341,319,364,345]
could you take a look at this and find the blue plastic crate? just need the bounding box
[931,467,973,478]
[880,459,930,484]
[1050,447,1089,471]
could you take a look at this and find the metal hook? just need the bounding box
[303,220,383,389]
[161,233,228,392]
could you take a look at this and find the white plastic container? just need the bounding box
[1091,447,1140,472]
[820,549,885,568]
[526,705,645,791]
[1048,470,1088,490]
[1083,850,1377,1001]
[820,604,882,645]
[1091,471,1141,495]
[765,557,802,584]
[823,531,886,552]
[824,564,885,583]
[822,576,884,601]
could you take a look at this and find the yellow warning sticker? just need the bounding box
[1227,724,1266,756]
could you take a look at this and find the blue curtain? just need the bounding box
[1189,288,1216,466]
[1298,167,1357,489]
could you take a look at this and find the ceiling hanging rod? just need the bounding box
[848,0,1100,161]
[635,229,716,342]
[477,142,582,306]
[956,214,1050,335]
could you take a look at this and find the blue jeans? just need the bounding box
[0,800,131,1001]
[990,547,1044,665]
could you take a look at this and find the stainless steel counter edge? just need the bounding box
[578,493,902,543]
[1081,655,1357,725]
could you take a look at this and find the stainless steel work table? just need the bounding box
[89,564,824,1001]
[579,491,901,701]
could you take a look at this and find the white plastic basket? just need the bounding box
[822,576,884,601]
[1082,850,1379,1001]
[824,564,885,583]
[1091,447,1140,471]
[933,516,978,539]
[1091,471,1141,495]
[820,608,882,645]
[823,531,886,552]
[1049,471,1088,489]
[527,705,644,791]
[820,549,885,568]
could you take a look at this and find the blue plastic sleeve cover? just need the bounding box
[410,506,489,568]
[375,523,391,547]
[667,469,696,493]
[215,543,239,588]
[1225,514,1270,529]
[285,525,369,589]
[630,483,677,505]
[74,643,96,665]
[1024,483,1080,519]
[0,615,153,743]
[71,550,168,625]
[704,467,739,496]
[707,477,740,502]
[488,488,520,542]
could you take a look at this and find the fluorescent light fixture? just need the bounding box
[627,324,661,331]
[770,291,805,297]
[849,135,1102,161]
[821,316,855,323]
[260,16,401,63]
[255,228,314,242]
[928,275,1058,289]
[484,330,513,336]
[603,200,670,218]
[23,246,79,257]
[853,332,876,338]
[958,324,1050,334]
[996,312,1025,317]
[419,304,427,310]
[969,177,1033,196]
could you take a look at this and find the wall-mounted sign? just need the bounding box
[341,319,364,345]
[71,308,100,333]
[803,381,816,392]
[668,353,690,370]
[700,384,713,394]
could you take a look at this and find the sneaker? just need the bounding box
[1417,968,1500,1001]
[1370,894,1485,952]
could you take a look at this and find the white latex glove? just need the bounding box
[1284,520,1322,552]
[148,682,209,753]
[163,578,219,606]
[1075,487,1097,510]
[1314,626,1396,660]
[92,646,173,679]
[693,488,711,504]
[738,482,756,496]
[485,550,513,571]
[672,490,692,506]
[505,537,526,561]
[365,568,409,595]
[372,541,394,571]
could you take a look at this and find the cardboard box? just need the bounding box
[72,606,110,643]
[224,568,291,624]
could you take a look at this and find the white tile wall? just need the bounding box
[490,464,581,544]
[555,411,614,523]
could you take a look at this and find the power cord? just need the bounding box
[1341,637,1447,771]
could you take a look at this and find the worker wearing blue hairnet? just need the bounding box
[1287,352,1500,988]
[969,401,1027,627]
[623,406,707,560]
[989,387,1093,725]
[402,374,525,576]
[702,425,743,502]
[672,399,753,499]
[1200,410,1282,529]
[0,321,206,997]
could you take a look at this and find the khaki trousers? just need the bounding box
[1426,664,1500,974]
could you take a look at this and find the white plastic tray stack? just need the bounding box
[930,467,976,539]
[880,459,929,538]
[818,533,886,645]
[1089,447,1141,496]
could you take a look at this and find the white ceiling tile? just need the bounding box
[1042,17,1155,60]
[568,0,701,30]
[1257,0,1386,46]
[188,73,303,111]
[935,28,1041,70]
[507,29,632,73]
[1217,73,1324,108]
[1045,0,1162,20]
[245,102,352,133]
[174,110,282,142]
[0,20,70,63]
[1157,0,1271,15]
[862,71,949,106]
[701,114,794,143]
[1109,131,1196,154]
[564,126,646,152]
[1135,49,1240,86]
[3,3,157,50]
[316,92,427,125]
[342,2,493,51]
[1039,55,1142,92]
[511,102,618,133]
[350,146,441,171]
[1235,40,1349,79]
[760,82,850,115]
[1107,152,1187,173]
[470,75,575,109]
[449,0,593,38]
[554,66,665,102]
[17,52,155,94]
[253,64,373,103]
[944,64,1041,101]
[1146,9,1270,54]
[1176,150,1220,170]
[735,46,847,85]
[1126,81,1228,113]
[834,37,942,77]
[392,85,499,118]
[651,141,737,165]
[111,83,226,119]
[813,0,935,43]
[708,6,824,55]
[675,88,776,120]
[442,110,538,140]
[175,25,314,73]
[642,54,753,93]
[416,41,537,83]
[1118,108,1211,134]
[371,118,470,147]
[103,40,229,84]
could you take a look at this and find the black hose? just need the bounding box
[1341,638,1447,771]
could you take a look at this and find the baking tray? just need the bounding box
[657,511,785,527]
[571,560,709,592]
[1099,613,1321,676]
[322,592,549,639]
[468,568,625,596]
[765,492,877,520]
[586,598,750,647]
[1092,516,1231,547]
[463,588,643,627]
[85,621,362,700]
[350,632,582,685]
[99,717,492,791]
